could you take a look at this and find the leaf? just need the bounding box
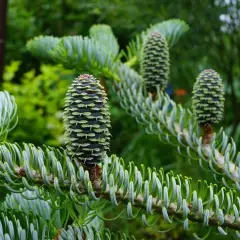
[0,91,18,141]
[146,19,189,48]
[90,24,119,58]
[26,36,60,61]
[3,61,21,82]
[59,225,136,240]
[122,19,189,65]
[0,210,48,240]
[51,36,119,80]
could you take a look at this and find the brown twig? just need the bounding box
[84,164,102,189]
[201,123,214,145]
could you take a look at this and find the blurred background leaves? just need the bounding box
[2,1,240,238]
[4,0,240,171]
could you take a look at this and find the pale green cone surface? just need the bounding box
[192,69,225,125]
[64,74,111,166]
[141,32,170,93]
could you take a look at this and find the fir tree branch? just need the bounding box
[26,35,60,61]
[121,19,189,66]
[1,142,240,237]
[26,29,240,189]
[0,208,133,240]
[115,64,240,190]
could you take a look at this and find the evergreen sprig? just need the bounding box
[0,209,132,240]
[123,19,189,67]
[0,91,18,141]
[0,210,47,240]
[26,35,60,61]
[89,24,119,58]
[26,35,120,81]
[116,64,240,189]
[1,141,240,237]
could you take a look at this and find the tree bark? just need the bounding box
[0,0,8,81]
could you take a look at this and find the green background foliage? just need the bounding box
[2,0,240,239]
[6,0,240,141]
[3,62,73,146]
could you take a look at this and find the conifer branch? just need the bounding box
[116,65,240,188]
[1,142,240,236]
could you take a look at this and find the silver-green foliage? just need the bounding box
[5,18,240,239]
[0,92,18,141]
[116,64,240,189]
[0,211,47,240]
[123,19,189,66]
[26,20,188,79]
[26,36,60,61]
[59,226,136,240]
[26,27,120,80]
[89,24,119,58]
[1,139,240,237]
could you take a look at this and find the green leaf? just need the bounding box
[3,61,21,82]
[0,91,18,141]
[90,24,119,58]
[0,210,48,240]
[123,19,189,65]
[146,19,189,48]
[51,36,119,80]
[26,36,60,61]
[59,225,136,240]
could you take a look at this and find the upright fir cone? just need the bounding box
[141,32,170,93]
[192,69,225,126]
[192,69,224,144]
[63,74,111,167]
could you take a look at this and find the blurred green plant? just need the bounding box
[3,61,74,146]
[6,0,240,149]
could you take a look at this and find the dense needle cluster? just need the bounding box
[141,32,170,93]
[63,74,111,166]
[192,69,224,126]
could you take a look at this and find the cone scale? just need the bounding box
[63,74,111,167]
[192,69,224,126]
[141,32,170,93]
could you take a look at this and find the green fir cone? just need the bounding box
[63,74,111,167]
[141,32,170,93]
[192,69,225,126]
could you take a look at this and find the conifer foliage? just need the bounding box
[2,19,240,240]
